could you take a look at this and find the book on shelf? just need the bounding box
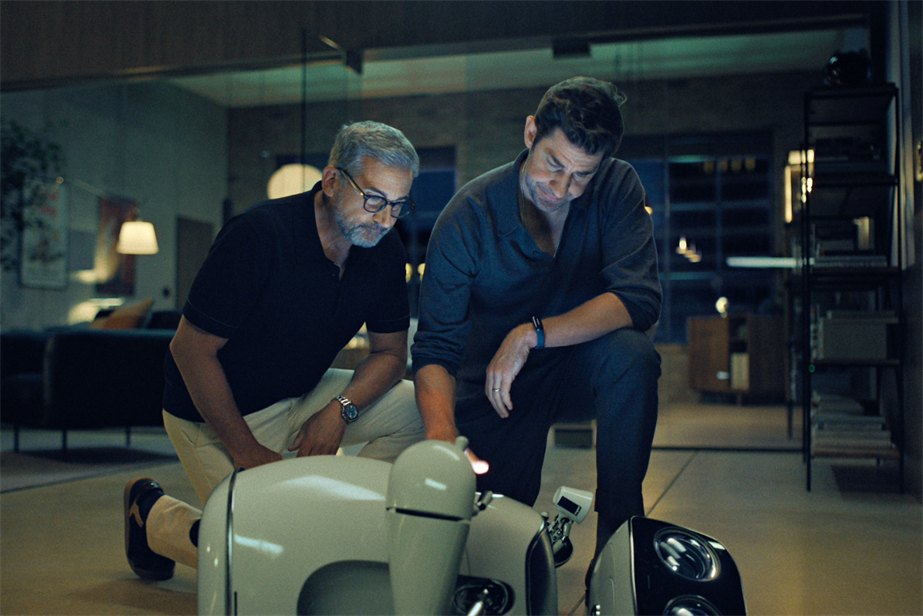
[812,412,886,428]
[730,352,749,390]
[813,254,888,268]
[812,427,893,449]
[812,393,866,414]
[824,309,897,320]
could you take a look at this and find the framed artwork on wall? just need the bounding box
[95,196,138,296]
[19,177,69,290]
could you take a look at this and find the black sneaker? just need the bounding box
[124,477,175,581]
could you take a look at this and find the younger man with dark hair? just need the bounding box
[412,77,662,573]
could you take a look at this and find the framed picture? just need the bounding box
[19,177,69,290]
[95,196,138,296]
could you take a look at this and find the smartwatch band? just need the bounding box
[532,316,545,349]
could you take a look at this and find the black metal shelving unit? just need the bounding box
[797,83,904,492]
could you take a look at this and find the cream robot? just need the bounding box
[198,438,745,615]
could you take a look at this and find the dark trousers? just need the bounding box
[455,328,660,550]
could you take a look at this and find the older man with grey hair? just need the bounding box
[124,121,424,581]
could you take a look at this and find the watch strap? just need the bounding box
[531,316,545,349]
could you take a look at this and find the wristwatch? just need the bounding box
[331,396,359,424]
[334,395,359,424]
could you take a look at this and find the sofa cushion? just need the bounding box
[0,330,51,377]
[42,329,174,429]
[0,373,44,425]
[146,310,182,330]
[90,297,154,329]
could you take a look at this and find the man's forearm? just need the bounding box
[485,292,634,413]
[413,363,459,442]
[341,348,406,410]
[176,354,269,463]
[170,318,272,466]
[541,292,633,348]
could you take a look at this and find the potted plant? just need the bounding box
[1,118,65,272]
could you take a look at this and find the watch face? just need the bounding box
[337,396,359,423]
[341,403,359,423]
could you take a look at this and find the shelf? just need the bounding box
[811,445,900,459]
[805,84,899,124]
[811,358,900,368]
[797,83,904,492]
[794,267,900,290]
[807,266,898,276]
[805,176,897,218]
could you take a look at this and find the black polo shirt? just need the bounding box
[163,186,410,422]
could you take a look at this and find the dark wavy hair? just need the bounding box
[532,77,626,159]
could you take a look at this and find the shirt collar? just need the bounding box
[492,150,529,237]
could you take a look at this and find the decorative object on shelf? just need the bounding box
[823,49,872,87]
[675,235,702,263]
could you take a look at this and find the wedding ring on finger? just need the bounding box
[491,388,501,392]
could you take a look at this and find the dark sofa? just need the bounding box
[1,310,181,452]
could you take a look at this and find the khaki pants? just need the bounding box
[146,370,423,569]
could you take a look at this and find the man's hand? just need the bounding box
[288,403,347,457]
[426,428,489,476]
[232,444,283,470]
[485,323,535,418]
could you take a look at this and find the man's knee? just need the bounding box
[596,328,661,385]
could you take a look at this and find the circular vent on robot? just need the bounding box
[663,595,721,615]
[653,529,719,582]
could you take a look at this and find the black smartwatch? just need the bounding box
[334,395,359,424]
[532,316,545,349]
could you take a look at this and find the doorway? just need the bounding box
[175,217,214,309]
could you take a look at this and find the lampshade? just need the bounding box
[267,164,322,199]
[117,221,159,255]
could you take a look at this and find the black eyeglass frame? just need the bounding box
[336,167,415,219]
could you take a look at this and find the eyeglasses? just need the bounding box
[337,167,415,219]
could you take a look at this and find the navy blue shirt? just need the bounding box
[412,150,660,390]
[164,186,410,422]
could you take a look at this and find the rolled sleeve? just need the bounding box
[597,164,662,332]
[412,201,481,377]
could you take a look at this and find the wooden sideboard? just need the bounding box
[687,314,786,401]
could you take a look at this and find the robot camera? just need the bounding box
[552,486,593,524]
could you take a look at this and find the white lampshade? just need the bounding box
[117,221,159,255]
[267,164,322,199]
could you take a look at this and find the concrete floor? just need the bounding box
[1,402,920,615]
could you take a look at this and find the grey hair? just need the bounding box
[328,121,420,178]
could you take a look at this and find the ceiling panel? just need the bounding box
[169,29,850,108]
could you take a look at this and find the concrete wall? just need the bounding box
[0,82,227,330]
[228,71,822,219]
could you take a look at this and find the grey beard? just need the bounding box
[340,220,388,248]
